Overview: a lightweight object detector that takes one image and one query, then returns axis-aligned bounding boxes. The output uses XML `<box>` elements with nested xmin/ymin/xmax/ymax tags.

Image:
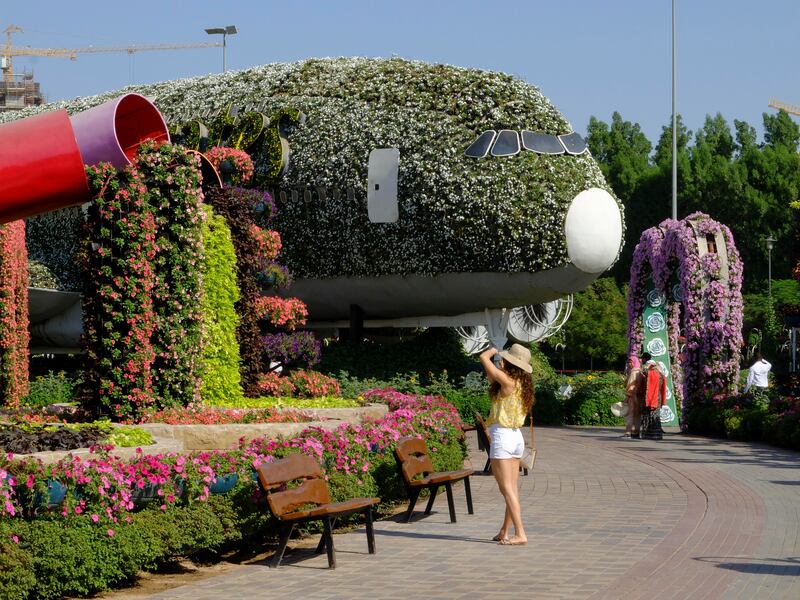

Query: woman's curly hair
<box><xmin>489</xmin><ymin>362</ymin><xmax>535</xmax><ymax>415</ymax></box>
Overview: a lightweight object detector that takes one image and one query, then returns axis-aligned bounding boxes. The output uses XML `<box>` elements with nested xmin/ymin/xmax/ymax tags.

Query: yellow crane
<box><xmin>768</xmin><ymin>98</ymin><xmax>800</xmax><ymax>117</ymax></box>
<box><xmin>2</xmin><ymin>24</ymin><xmax>222</xmax><ymax>82</ymax></box>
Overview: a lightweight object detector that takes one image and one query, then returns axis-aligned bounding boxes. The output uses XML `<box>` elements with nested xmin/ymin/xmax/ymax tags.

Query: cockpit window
<box><xmin>491</xmin><ymin>130</ymin><xmax>520</xmax><ymax>157</ymax></box>
<box><xmin>521</xmin><ymin>130</ymin><xmax>565</xmax><ymax>155</ymax></box>
<box><xmin>465</xmin><ymin>129</ymin><xmax>588</xmax><ymax>158</ymax></box>
<box><xmin>558</xmin><ymin>132</ymin><xmax>588</xmax><ymax>155</ymax></box>
<box><xmin>464</xmin><ymin>130</ymin><xmax>496</xmax><ymax>158</ymax></box>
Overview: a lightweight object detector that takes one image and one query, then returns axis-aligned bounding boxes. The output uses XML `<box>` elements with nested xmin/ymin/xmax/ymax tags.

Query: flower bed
<box><xmin>0</xmin><ymin>391</ymin><xmax>466</xmax><ymax>600</ymax></box>
<box><xmin>122</xmin><ymin>405</ymin><xmax>315</xmax><ymax>425</ymax></box>
<box><xmin>686</xmin><ymin>389</ymin><xmax>800</xmax><ymax>451</ymax></box>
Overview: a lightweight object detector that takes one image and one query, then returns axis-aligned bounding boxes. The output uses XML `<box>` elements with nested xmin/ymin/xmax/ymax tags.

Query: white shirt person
<box><xmin>743</xmin><ymin>354</ymin><xmax>771</xmax><ymax>393</ymax></box>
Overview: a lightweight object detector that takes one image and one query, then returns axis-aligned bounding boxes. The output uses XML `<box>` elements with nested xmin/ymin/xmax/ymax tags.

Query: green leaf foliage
<box><xmin>562</xmin><ymin>278</ymin><xmax>628</xmax><ymax>368</ymax></box>
<box><xmin>319</xmin><ymin>328</ymin><xmax>475</xmax><ymax>383</ymax></box>
<box><xmin>199</xmin><ymin>205</ymin><xmax>244</xmax><ymax>405</ymax></box>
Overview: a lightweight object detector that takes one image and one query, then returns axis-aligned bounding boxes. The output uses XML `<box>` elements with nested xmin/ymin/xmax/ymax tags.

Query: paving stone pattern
<box><xmin>142</xmin><ymin>427</ymin><xmax>800</xmax><ymax>600</ymax></box>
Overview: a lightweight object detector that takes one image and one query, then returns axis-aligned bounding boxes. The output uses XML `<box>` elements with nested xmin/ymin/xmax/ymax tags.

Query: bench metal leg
<box><xmin>315</xmin><ymin>517</ymin><xmax>338</xmax><ymax>554</ymax></box>
<box><xmin>365</xmin><ymin>506</ymin><xmax>376</xmax><ymax>554</ymax></box>
<box><xmin>404</xmin><ymin>487</ymin><xmax>421</xmax><ymax>522</ymax></box>
<box><xmin>464</xmin><ymin>477</ymin><xmax>474</xmax><ymax>515</ymax></box>
<box><xmin>424</xmin><ymin>485</ymin><xmax>439</xmax><ymax>514</ymax></box>
<box><xmin>322</xmin><ymin>516</ymin><xmax>336</xmax><ymax>568</ymax></box>
<box><xmin>483</xmin><ymin>457</ymin><xmax>492</xmax><ymax>473</ymax></box>
<box><xmin>271</xmin><ymin>523</ymin><xmax>294</xmax><ymax>568</ymax></box>
<box><xmin>444</xmin><ymin>482</ymin><xmax>456</xmax><ymax>523</ymax></box>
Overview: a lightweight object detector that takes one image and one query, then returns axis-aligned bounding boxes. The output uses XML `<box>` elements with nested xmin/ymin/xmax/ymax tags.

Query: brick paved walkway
<box><xmin>139</xmin><ymin>427</ymin><xmax>799</xmax><ymax>600</ymax></box>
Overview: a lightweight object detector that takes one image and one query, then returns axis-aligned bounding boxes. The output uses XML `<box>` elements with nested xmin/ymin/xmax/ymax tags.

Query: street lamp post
<box><xmin>204</xmin><ymin>25</ymin><xmax>237</xmax><ymax>72</ymax></box>
<box><xmin>765</xmin><ymin>237</ymin><xmax>776</xmax><ymax>297</ymax></box>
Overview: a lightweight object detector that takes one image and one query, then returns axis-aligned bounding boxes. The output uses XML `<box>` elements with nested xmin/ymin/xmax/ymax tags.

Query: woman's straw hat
<box><xmin>499</xmin><ymin>343</ymin><xmax>533</xmax><ymax>374</ymax></box>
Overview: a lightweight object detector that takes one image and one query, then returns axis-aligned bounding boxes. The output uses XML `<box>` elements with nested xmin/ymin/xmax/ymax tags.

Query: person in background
<box><xmin>623</xmin><ymin>355</ymin><xmax>643</xmax><ymax>439</ymax></box>
<box><xmin>743</xmin><ymin>352</ymin><xmax>772</xmax><ymax>394</ymax></box>
<box><xmin>640</xmin><ymin>353</ymin><xmax>667</xmax><ymax>440</ymax></box>
<box><xmin>479</xmin><ymin>344</ymin><xmax>534</xmax><ymax>546</ymax></box>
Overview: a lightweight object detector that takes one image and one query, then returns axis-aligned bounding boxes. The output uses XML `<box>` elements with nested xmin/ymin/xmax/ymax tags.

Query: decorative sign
<box><xmin>646</xmin><ymin>312</ymin><xmax>666</xmax><ymax>332</ymax></box>
<box><xmin>642</xmin><ymin>286</ymin><xmax>679</xmax><ymax>426</ymax></box>
<box><xmin>647</xmin><ymin>289</ymin><xmax>665</xmax><ymax>307</ymax></box>
<box><xmin>646</xmin><ymin>338</ymin><xmax>667</xmax><ymax>356</ymax></box>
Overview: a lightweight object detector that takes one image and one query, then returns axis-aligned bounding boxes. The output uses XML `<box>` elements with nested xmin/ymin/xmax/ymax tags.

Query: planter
<box><xmin>25</xmin><ymin>479</ymin><xmax>68</xmax><ymax>511</ymax></box>
<box><xmin>0</xmin><ymin>109</ymin><xmax>89</xmax><ymax>223</ymax></box>
<box><xmin>70</xmin><ymin>93</ymin><xmax>169</xmax><ymax>169</ymax></box>
<box><xmin>131</xmin><ymin>477</ymin><xmax>186</xmax><ymax>509</ymax></box>
<box><xmin>209</xmin><ymin>472</ymin><xmax>239</xmax><ymax>495</ymax></box>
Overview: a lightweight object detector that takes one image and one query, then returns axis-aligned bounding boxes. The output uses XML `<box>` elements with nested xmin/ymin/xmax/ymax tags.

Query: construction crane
<box><xmin>2</xmin><ymin>24</ymin><xmax>222</xmax><ymax>82</ymax></box>
<box><xmin>768</xmin><ymin>98</ymin><xmax>800</xmax><ymax>117</ymax></box>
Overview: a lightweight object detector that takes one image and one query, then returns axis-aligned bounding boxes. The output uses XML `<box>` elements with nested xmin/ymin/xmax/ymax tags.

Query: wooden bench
<box><xmin>394</xmin><ymin>437</ymin><xmax>474</xmax><ymax>523</ymax></box>
<box><xmin>475</xmin><ymin>412</ymin><xmax>529</xmax><ymax>476</ymax></box>
<box><xmin>256</xmin><ymin>453</ymin><xmax>380</xmax><ymax>569</ymax></box>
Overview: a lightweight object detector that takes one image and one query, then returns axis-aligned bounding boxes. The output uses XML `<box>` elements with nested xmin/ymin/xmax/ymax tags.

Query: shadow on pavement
<box><xmin>374</xmin><ymin>528</ymin><xmax>495</xmax><ymax>544</ymax></box>
<box><xmin>695</xmin><ymin>556</ymin><xmax>800</xmax><ymax>576</ymax></box>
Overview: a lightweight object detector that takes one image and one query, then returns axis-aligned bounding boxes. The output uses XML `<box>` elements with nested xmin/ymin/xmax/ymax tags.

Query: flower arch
<box><xmin>627</xmin><ymin>212</ymin><xmax>743</xmax><ymax>429</ymax></box>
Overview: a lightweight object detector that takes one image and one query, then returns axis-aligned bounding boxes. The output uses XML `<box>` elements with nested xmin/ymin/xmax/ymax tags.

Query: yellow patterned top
<box><xmin>486</xmin><ymin>381</ymin><xmax>526</xmax><ymax>428</ymax></box>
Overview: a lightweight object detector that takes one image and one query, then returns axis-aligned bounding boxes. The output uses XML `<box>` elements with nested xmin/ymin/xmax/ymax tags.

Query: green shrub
<box><xmin>442</xmin><ymin>389</ymin><xmax>491</xmax><ymax>425</ymax></box>
<box><xmin>529</xmin><ymin>344</ymin><xmax>557</xmax><ymax>382</ymax></box>
<box><xmin>24</xmin><ymin>371</ymin><xmax>78</xmax><ymax>409</ymax></box>
<box><xmin>104</xmin><ymin>427</ymin><xmax>155</xmax><ymax>448</ymax></box>
<box><xmin>563</xmin><ymin>373</ymin><xmax>625</xmax><ymax>426</ymax></box>
<box><xmin>200</xmin><ymin>205</ymin><xmax>245</xmax><ymax>405</ymax></box>
<box><xmin>0</xmin><ymin>525</ymin><xmax>35</xmax><ymax>600</ymax></box>
<box><xmin>319</xmin><ymin>328</ymin><xmax>475</xmax><ymax>382</ymax></box>
<box><xmin>533</xmin><ymin>377</ymin><xmax>566</xmax><ymax>425</ymax></box>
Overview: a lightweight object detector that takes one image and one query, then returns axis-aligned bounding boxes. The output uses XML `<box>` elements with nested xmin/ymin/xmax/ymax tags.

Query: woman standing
<box><xmin>624</xmin><ymin>355</ymin><xmax>643</xmax><ymax>438</ymax></box>
<box><xmin>479</xmin><ymin>343</ymin><xmax>535</xmax><ymax>546</ymax></box>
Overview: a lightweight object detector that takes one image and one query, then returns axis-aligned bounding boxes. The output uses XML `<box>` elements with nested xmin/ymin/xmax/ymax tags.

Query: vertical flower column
<box><xmin>0</xmin><ymin>220</ymin><xmax>29</xmax><ymax>407</ymax></box>
<box><xmin>199</xmin><ymin>204</ymin><xmax>244</xmax><ymax>404</ymax></box>
<box><xmin>135</xmin><ymin>143</ymin><xmax>205</xmax><ymax>407</ymax></box>
<box><xmin>83</xmin><ymin>164</ymin><xmax>157</xmax><ymax>419</ymax></box>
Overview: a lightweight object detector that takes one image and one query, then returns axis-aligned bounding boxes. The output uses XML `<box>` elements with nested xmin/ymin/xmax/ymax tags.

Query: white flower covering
<box><xmin>3</xmin><ymin>57</ymin><xmax>622</xmax><ymax>280</ymax></box>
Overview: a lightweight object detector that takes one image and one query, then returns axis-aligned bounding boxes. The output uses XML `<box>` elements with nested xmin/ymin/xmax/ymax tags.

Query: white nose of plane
<box><xmin>564</xmin><ymin>187</ymin><xmax>623</xmax><ymax>274</ymax></box>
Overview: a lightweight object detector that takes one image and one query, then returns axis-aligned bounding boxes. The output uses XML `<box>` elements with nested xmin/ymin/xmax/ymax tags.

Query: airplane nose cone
<box><xmin>564</xmin><ymin>187</ymin><xmax>623</xmax><ymax>274</ymax></box>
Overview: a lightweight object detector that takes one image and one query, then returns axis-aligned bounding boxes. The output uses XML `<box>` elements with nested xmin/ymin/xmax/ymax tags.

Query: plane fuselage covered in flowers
<box><xmin>0</xmin><ymin>58</ymin><xmax>624</xmax><ymax>344</ymax></box>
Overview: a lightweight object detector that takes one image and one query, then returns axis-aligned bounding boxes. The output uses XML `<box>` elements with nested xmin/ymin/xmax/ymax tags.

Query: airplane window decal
<box><xmin>491</xmin><ymin>130</ymin><xmax>521</xmax><ymax>157</ymax></box>
<box><xmin>465</xmin><ymin>130</ymin><xmax>587</xmax><ymax>158</ymax></box>
<box><xmin>464</xmin><ymin>130</ymin><xmax>496</xmax><ymax>158</ymax></box>
<box><xmin>558</xmin><ymin>132</ymin><xmax>588</xmax><ymax>155</ymax></box>
<box><xmin>521</xmin><ymin>130</ymin><xmax>565</xmax><ymax>155</ymax></box>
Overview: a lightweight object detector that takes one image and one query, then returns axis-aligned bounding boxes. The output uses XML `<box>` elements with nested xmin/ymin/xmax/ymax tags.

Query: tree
<box><xmin>587</xmin><ymin>112</ymin><xmax>653</xmax><ymax>201</ymax></box>
<box><xmin>763</xmin><ymin>109</ymin><xmax>800</xmax><ymax>150</ymax></box>
<box><xmin>562</xmin><ymin>278</ymin><xmax>628</xmax><ymax>369</ymax></box>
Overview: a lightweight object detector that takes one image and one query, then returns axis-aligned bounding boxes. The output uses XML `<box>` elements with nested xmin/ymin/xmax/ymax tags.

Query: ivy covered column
<box><xmin>0</xmin><ymin>220</ymin><xmax>29</xmax><ymax>407</ymax></box>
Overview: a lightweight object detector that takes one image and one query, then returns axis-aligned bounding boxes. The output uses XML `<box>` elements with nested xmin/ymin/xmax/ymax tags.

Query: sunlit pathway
<box><xmin>134</xmin><ymin>427</ymin><xmax>800</xmax><ymax>600</ymax></box>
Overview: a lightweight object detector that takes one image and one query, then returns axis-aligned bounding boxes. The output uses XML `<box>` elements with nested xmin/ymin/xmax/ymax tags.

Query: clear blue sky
<box><xmin>5</xmin><ymin>0</ymin><xmax>799</xmax><ymax>146</ymax></box>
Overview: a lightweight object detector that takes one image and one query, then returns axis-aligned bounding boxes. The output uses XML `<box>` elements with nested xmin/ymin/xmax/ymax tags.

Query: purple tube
<box><xmin>69</xmin><ymin>93</ymin><xmax>170</xmax><ymax>168</ymax></box>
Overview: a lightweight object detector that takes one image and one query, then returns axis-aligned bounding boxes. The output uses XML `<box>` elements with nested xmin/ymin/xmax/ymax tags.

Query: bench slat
<box><xmin>268</xmin><ymin>478</ymin><xmax>331</xmax><ymax>517</ymax></box>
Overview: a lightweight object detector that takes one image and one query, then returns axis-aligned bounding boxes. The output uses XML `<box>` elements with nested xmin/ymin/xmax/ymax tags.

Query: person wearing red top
<box><xmin>640</xmin><ymin>354</ymin><xmax>667</xmax><ymax>440</ymax></box>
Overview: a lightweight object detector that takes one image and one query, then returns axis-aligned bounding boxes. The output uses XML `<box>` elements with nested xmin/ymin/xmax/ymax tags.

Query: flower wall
<box><xmin>82</xmin><ymin>163</ymin><xmax>157</xmax><ymax>418</ymax></box>
<box><xmin>140</xmin><ymin>144</ymin><xmax>205</xmax><ymax>407</ymax></box>
<box><xmin>627</xmin><ymin>213</ymin><xmax>743</xmax><ymax>425</ymax></box>
<box><xmin>0</xmin><ymin>221</ymin><xmax>29</xmax><ymax>407</ymax></box>
<box><xmin>202</xmin><ymin>149</ymin><xmax>316</xmax><ymax>395</ymax></box>
<box><xmin>82</xmin><ymin>144</ymin><xmax>205</xmax><ymax>419</ymax></box>
<box><xmin>199</xmin><ymin>205</ymin><xmax>244</xmax><ymax>405</ymax></box>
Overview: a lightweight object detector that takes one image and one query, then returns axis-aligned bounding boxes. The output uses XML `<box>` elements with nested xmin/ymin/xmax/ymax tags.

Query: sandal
<box><xmin>498</xmin><ymin>537</ymin><xmax>527</xmax><ymax>546</ymax></box>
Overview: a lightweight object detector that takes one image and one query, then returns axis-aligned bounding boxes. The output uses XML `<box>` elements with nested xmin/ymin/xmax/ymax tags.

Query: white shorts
<box><xmin>489</xmin><ymin>424</ymin><xmax>524</xmax><ymax>460</ymax></box>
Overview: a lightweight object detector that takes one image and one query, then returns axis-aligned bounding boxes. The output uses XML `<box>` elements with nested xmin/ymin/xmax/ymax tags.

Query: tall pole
<box><xmin>768</xmin><ymin>246</ymin><xmax>772</xmax><ymax>297</ymax></box>
<box><xmin>671</xmin><ymin>0</ymin><xmax>677</xmax><ymax>221</ymax></box>
<box><xmin>222</xmin><ymin>32</ymin><xmax>227</xmax><ymax>73</ymax></box>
